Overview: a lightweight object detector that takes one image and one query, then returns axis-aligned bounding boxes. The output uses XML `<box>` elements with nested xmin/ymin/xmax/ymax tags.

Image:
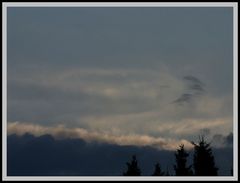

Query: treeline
<box><xmin>123</xmin><ymin>137</ymin><xmax>222</xmax><ymax>176</ymax></box>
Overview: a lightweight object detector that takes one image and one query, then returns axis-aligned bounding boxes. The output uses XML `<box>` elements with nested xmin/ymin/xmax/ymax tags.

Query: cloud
<box><xmin>211</xmin><ymin>132</ymin><xmax>233</xmax><ymax>148</ymax></box>
<box><xmin>8</xmin><ymin>119</ymin><xmax>233</xmax><ymax>150</ymax></box>
<box><xmin>7</xmin><ymin>67</ymin><xmax>233</xmax><ymax>142</ymax></box>
<box><xmin>80</xmin><ymin>108</ymin><xmax>232</xmax><ymax>139</ymax></box>
<box><xmin>183</xmin><ymin>75</ymin><xmax>203</xmax><ymax>85</ymax></box>
<box><xmin>225</xmin><ymin>132</ymin><xmax>233</xmax><ymax>145</ymax></box>
<box><xmin>173</xmin><ymin>75</ymin><xmax>205</xmax><ymax>105</ymax></box>
<box><xmin>198</xmin><ymin>128</ymin><xmax>211</xmax><ymax>136</ymax></box>
<box><xmin>7</xmin><ymin>121</ymin><xmax>194</xmax><ymax>151</ymax></box>
<box><xmin>184</xmin><ymin>75</ymin><xmax>205</xmax><ymax>93</ymax></box>
<box><xmin>7</xmin><ymin>67</ymin><xmax>183</xmax><ymax>123</ymax></box>
<box><xmin>173</xmin><ymin>93</ymin><xmax>193</xmax><ymax>104</ymax></box>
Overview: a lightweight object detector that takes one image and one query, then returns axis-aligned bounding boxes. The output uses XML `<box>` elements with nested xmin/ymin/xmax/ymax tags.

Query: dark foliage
<box><xmin>123</xmin><ymin>155</ymin><xmax>141</xmax><ymax>176</ymax></box>
<box><xmin>152</xmin><ymin>163</ymin><xmax>165</xmax><ymax>176</ymax></box>
<box><xmin>174</xmin><ymin>144</ymin><xmax>193</xmax><ymax>176</ymax></box>
<box><xmin>192</xmin><ymin>136</ymin><xmax>218</xmax><ymax>176</ymax></box>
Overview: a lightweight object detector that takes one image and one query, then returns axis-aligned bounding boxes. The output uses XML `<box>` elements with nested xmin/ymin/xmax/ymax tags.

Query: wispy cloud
<box><xmin>184</xmin><ymin>75</ymin><xmax>205</xmax><ymax>93</ymax></box>
<box><xmin>7</xmin><ymin>68</ymin><xmax>233</xmax><ymax>142</ymax></box>
<box><xmin>7</xmin><ymin>122</ymin><xmax>194</xmax><ymax>151</ymax></box>
<box><xmin>173</xmin><ymin>93</ymin><xmax>193</xmax><ymax>104</ymax></box>
<box><xmin>173</xmin><ymin>75</ymin><xmax>205</xmax><ymax>105</ymax></box>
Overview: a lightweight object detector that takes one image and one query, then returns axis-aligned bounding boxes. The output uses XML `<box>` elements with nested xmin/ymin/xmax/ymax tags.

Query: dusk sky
<box><xmin>7</xmin><ymin>7</ymin><xmax>233</xmax><ymax>151</ymax></box>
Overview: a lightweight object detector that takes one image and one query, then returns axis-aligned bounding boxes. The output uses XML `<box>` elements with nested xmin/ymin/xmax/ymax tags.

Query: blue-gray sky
<box><xmin>7</xmin><ymin>7</ymin><xmax>233</xmax><ymax>149</ymax></box>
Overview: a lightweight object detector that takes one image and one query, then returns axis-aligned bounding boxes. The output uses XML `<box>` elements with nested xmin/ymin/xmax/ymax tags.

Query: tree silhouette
<box><xmin>192</xmin><ymin>136</ymin><xmax>218</xmax><ymax>176</ymax></box>
<box><xmin>152</xmin><ymin>162</ymin><xmax>165</xmax><ymax>176</ymax></box>
<box><xmin>174</xmin><ymin>144</ymin><xmax>193</xmax><ymax>176</ymax></box>
<box><xmin>123</xmin><ymin>155</ymin><xmax>141</xmax><ymax>176</ymax></box>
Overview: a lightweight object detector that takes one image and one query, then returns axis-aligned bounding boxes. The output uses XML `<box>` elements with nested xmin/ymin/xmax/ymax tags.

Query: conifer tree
<box><xmin>123</xmin><ymin>155</ymin><xmax>141</xmax><ymax>176</ymax></box>
<box><xmin>152</xmin><ymin>163</ymin><xmax>165</xmax><ymax>176</ymax></box>
<box><xmin>192</xmin><ymin>136</ymin><xmax>218</xmax><ymax>176</ymax></box>
<box><xmin>174</xmin><ymin>144</ymin><xmax>193</xmax><ymax>176</ymax></box>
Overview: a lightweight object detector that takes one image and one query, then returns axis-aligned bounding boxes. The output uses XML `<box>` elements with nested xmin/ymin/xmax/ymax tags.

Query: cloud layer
<box><xmin>8</xmin><ymin>121</ymin><xmax>234</xmax><ymax>151</ymax></box>
<box><xmin>8</xmin><ymin>122</ymin><xmax>194</xmax><ymax>151</ymax></box>
<box><xmin>8</xmin><ymin>67</ymin><xmax>233</xmax><ymax>143</ymax></box>
<box><xmin>7</xmin><ymin>7</ymin><xmax>233</xmax><ymax>149</ymax></box>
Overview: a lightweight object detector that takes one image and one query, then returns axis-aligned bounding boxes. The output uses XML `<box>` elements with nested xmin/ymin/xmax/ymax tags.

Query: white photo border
<box><xmin>2</xmin><ymin>2</ymin><xmax>238</xmax><ymax>181</ymax></box>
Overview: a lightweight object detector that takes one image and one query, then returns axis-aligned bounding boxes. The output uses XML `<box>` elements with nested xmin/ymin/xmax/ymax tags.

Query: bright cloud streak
<box><xmin>7</xmin><ymin>122</ymin><xmax>194</xmax><ymax>151</ymax></box>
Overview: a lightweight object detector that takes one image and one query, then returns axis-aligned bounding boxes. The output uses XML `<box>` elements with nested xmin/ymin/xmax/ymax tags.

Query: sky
<box><xmin>7</xmin><ymin>7</ymin><xmax>233</xmax><ymax>151</ymax></box>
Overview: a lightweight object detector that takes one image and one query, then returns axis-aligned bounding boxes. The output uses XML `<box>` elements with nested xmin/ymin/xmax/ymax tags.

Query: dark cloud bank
<box><xmin>7</xmin><ymin>133</ymin><xmax>233</xmax><ymax>176</ymax></box>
